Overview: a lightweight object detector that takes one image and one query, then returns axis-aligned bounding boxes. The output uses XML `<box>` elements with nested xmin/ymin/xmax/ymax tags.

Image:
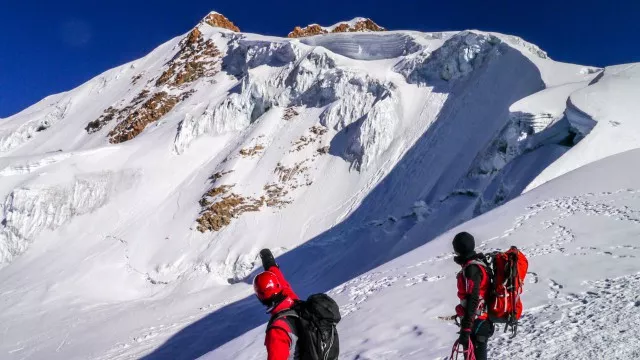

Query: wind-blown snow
<box><xmin>1</xmin><ymin>13</ymin><xmax>639</xmax><ymax>360</ymax></box>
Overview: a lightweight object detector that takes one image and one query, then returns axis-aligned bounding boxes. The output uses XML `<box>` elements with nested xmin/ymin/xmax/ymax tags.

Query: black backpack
<box><xmin>267</xmin><ymin>293</ymin><xmax>341</xmax><ymax>360</ymax></box>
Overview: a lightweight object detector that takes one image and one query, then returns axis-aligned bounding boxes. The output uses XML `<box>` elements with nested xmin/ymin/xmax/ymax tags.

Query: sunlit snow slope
<box><xmin>1</xmin><ymin>10</ymin><xmax>638</xmax><ymax>360</ymax></box>
<box><xmin>210</xmin><ymin>148</ymin><xmax>640</xmax><ymax>360</ymax></box>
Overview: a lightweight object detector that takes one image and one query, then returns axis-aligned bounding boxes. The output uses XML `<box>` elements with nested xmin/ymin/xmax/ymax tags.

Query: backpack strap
<box><xmin>464</xmin><ymin>259</ymin><xmax>487</xmax><ymax>269</ymax></box>
<box><xmin>266</xmin><ymin>309</ymin><xmax>299</xmax><ymax>334</ymax></box>
<box><xmin>462</xmin><ymin>259</ymin><xmax>490</xmax><ymax>285</ymax></box>
<box><xmin>460</xmin><ymin>259</ymin><xmax>490</xmax><ymax>317</ymax></box>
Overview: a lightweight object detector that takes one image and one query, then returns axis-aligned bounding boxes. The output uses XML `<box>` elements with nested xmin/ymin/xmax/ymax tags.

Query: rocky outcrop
<box><xmin>287</xmin><ymin>18</ymin><xmax>385</xmax><ymax>38</ymax></box>
<box><xmin>196</xmin><ymin>180</ymin><xmax>292</xmax><ymax>232</ymax></box>
<box><xmin>87</xmin><ymin>27</ymin><xmax>221</xmax><ymax>142</ymax></box>
<box><xmin>288</xmin><ymin>24</ymin><xmax>328</xmax><ymax>38</ymax></box>
<box><xmin>107</xmin><ymin>92</ymin><xmax>180</xmax><ymax>143</ymax></box>
<box><xmin>196</xmin><ymin>184</ymin><xmax>263</xmax><ymax>232</ymax></box>
<box><xmin>196</xmin><ymin>153</ymin><xmax>318</xmax><ymax>232</ymax></box>
<box><xmin>291</xmin><ymin>125</ymin><xmax>327</xmax><ymax>153</ymax></box>
<box><xmin>239</xmin><ymin>144</ymin><xmax>265</xmax><ymax>157</ymax></box>
<box><xmin>155</xmin><ymin>28</ymin><xmax>222</xmax><ymax>87</ymax></box>
<box><xmin>333</xmin><ymin>18</ymin><xmax>385</xmax><ymax>33</ymax></box>
<box><xmin>201</xmin><ymin>12</ymin><xmax>240</xmax><ymax>32</ymax></box>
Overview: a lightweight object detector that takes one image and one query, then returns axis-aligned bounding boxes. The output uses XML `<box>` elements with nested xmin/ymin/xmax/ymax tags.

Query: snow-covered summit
<box><xmin>199</xmin><ymin>11</ymin><xmax>240</xmax><ymax>32</ymax></box>
<box><xmin>326</xmin><ymin>17</ymin><xmax>385</xmax><ymax>32</ymax></box>
<box><xmin>287</xmin><ymin>17</ymin><xmax>385</xmax><ymax>38</ymax></box>
<box><xmin>0</xmin><ymin>10</ymin><xmax>638</xmax><ymax>360</ymax></box>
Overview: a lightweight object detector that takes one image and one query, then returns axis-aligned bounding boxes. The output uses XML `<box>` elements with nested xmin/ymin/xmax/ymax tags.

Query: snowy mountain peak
<box><xmin>2</xmin><ymin>11</ymin><xmax>640</xmax><ymax>360</ymax></box>
<box><xmin>287</xmin><ymin>17</ymin><xmax>384</xmax><ymax>38</ymax></box>
<box><xmin>200</xmin><ymin>11</ymin><xmax>240</xmax><ymax>32</ymax></box>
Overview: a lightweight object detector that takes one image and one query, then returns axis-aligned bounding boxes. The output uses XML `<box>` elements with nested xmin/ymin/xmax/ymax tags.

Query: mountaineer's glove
<box><xmin>259</xmin><ymin>249</ymin><xmax>277</xmax><ymax>271</ymax></box>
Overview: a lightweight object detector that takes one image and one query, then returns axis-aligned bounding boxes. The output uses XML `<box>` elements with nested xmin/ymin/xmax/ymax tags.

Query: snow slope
<box><xmin>1</xmin><ymin>10</ymin><xmax>639</xmax><ymax>360</ymax></box>
<box><xmin>208</xmin><ymin>148</ymin><xmax>640</xmax><ymax>360</ymax></box>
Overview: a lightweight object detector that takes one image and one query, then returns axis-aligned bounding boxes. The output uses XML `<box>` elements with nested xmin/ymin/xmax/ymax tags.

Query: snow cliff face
<box><xmin>396</xmin><ymin>31</ymin><xmax>501</xmax><ymax>83</ymax></box>
<box><xmin>0</xmin><ymin>171</ymin><xmax>133</xmax><ymax>266</ymax></box>
<box><xmin>3</xmin><ymin>10</ymin><xmax>639</xmax><ymax>360</ymax></box>
<box><xmin>0</xmin><ymin>98</ymin><xmax>72</xmax><ymax>153</ymax></box>
<box><xmin>173</xmin><ymin>35</ymin><xmax>400</xmax><ymax>170</ymax></box>
<box><xmin>527</xmin><ymin>64</ymin><xmax>640</xmax><ymax>190</ymax></box>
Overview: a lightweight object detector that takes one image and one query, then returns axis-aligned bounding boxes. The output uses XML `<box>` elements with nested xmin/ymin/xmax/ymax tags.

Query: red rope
<box><xmin>450</xmin><ymin>339</ymin><xmax>476</xmax><ymax>360</ymax></box>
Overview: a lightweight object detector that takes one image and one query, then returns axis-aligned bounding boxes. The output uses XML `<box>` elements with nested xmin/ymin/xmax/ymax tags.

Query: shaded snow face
<box><xmin>395</xmin><ymin>31</ymin><xmax>503</xmax><ymax>86</ymax></box>
<box><xmin>344</xmin><ymin>92</ymin><xmax>401</xmax><ymax>170</ymax></box>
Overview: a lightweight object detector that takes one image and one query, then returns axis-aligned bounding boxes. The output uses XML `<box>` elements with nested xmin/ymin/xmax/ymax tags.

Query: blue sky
<box><xmin>1</xmin><ymin>0</ymin><xmax>639</xmax><ymax>118</ymax></box>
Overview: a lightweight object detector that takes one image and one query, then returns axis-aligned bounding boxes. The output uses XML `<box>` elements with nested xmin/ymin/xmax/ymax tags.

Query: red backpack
<box><xmin>483</xmin><ymin>246</ymin><xmax>528</xmax><ymax>337</ymax></box>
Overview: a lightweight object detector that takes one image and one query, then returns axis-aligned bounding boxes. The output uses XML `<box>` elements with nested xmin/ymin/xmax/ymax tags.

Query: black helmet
<box><xmin>452</xmin><ymin>231</ymin><xmax>475</xmax><ymax>256</ymax></box>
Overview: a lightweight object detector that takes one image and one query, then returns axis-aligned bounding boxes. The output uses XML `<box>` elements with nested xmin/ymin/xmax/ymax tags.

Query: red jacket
<box><xmin>456</xmin><ymin>256</ymin><xmax>490</xmax><ymax>331</ymax></box>
<box><xmin>265</xmin><ymin>266</ymin><xmax>299</xmax><ymax>360</ymax></box>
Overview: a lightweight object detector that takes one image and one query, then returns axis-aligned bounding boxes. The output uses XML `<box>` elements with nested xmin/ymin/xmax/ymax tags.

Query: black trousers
<box><xmin>471</xmin><ymin>319</ymin><xmax>494</xmax><ymax>360</ymax></box>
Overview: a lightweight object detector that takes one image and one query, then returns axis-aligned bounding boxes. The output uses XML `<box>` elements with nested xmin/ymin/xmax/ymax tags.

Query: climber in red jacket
<box><xmin>253</xmin><ymin>249</ymin><xmax>300</xmax><ymax>360</ymax></box>
<box><xmin>453</xmin><ymin>232</ymin><xmax>495</xmax><ymax>360</ymax></box>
